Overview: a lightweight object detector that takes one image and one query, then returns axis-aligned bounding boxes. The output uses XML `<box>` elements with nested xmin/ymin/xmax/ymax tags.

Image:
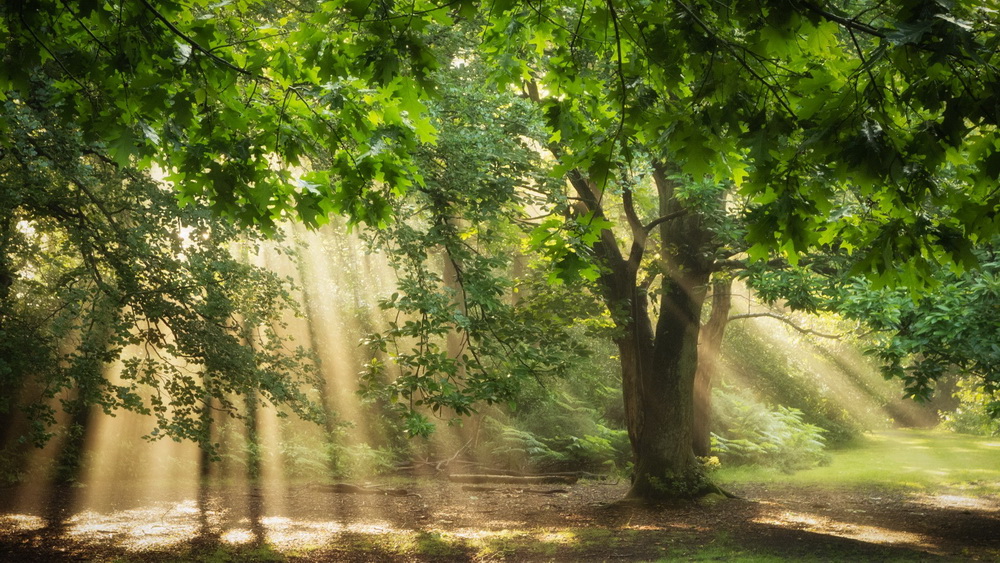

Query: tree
<box><xmin>6</xmin><ymin>1</ymin><xmax>1000</xmax><ymax>500</ymax></box>
<box><xmin>358</xmin><ymin>47</ymin><xmax>603</xmax><ymax>438</ymax></box>
<box><xmin>778</xmin><ymin>242</ymin><xmax>1000</xmax><ymax>412</ymax></box>
<box><xmin>0</xmin><ymin>88</ymin><xmax>323</xmax><ymax>473</ymax></box>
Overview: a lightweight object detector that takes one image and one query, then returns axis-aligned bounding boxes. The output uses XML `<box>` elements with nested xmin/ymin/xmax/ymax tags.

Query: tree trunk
<box><xmin>567</xmin><ymin>160</ymin><xmax>721</xmax><ymax>500</ymax></box>
<box><xmin>622</xmin><ymin>274</ymin><xmax>712</xmax><ymax>500</ymax></box>
<box><xmin>693</xmin><ymin>277</ymin><xmax>733</xmax><ymax>457</ymax></box>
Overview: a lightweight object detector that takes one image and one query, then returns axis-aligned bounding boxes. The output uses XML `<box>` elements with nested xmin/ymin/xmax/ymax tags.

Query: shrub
<box><xmin>711</xmin><ymin>387</ymin><xmax>830</xmax><ymax>472</ymax></box>
<box><xmin>941</xmin><ymin>378</ymin><xmax>1000</xmax><ymax>437</ymax></box>
<box><xmin>486</xmin><ymin>416</ymin><xmax>629</xmax><ymax>473</ymax></box>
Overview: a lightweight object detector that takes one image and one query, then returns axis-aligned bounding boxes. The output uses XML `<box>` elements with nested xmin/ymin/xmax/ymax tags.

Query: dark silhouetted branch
<box><xmin>728</xmin><ymin>312</ymin><xmax>842</xmax><ymax>339</ymax></box>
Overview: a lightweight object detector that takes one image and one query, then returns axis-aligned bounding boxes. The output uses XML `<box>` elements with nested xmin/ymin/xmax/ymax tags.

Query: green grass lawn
<box><xmin>714</xmin><ymin>429</ymin><xmax>1000</xmax><ymax>495</ymax></box>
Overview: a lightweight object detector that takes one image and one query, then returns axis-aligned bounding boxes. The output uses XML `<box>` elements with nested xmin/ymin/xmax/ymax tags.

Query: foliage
<box><xmin>744</xmin><ymin>235</ymin><xmax>1000</xmax><ymax>421</ymax></box>
<box><xmin>279</xmin><ymin>435</ymin><xmax>398</xmax><ymax>479</ymax></box>
<box><xmin>722</xmin><ymin>322</ymin><xmax>866</xmax><ymax>444</ymax></box>
<box><xmin>7</xmin><ymin>1</ymin><xmax>999</xmax><ymax>280</ymax></box>
<box><xmin>711</xmin><ymin>387</ymin><xmax>830</xmax><ymax>472</ymax></box>
<box><xmin>941</xmin><ymin>378</ymin><xmax>1000</xmax><ymax>437</ymax></box>
<box><xmin>485</xmin><ymin>391</ymin><xmax>630</xmax><ymax>473</ymax></box>
<box><xmin>357</xmin><ymin>47</ymin><xmax>607</xmax><ymax>435</ymax></box>
<box><xmin>0</xmin><ymin>0</ymin><xmax>447</xmax><ymax>232</ymax></box>
<box><xmin>838</xmin><ymin>252</ymin><xmax>1000</xmax><ymax>409</ymax></box>
<box><xmin>0</xmin><ymin>93</ymin><xmax>323</xmax><ymax>452</ymax></box>
<box><xmin>474</xmin><ymin>0</ymin><xmax>1000</xmax><ymax>282</ymax></box>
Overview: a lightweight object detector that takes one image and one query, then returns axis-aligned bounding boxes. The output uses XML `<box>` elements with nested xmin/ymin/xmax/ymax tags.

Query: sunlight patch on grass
<box><xmin>716</xmin><ymin>429</ymin><xmax>1000</xmax><ymax>495</ymax></box>
<box><xmin>536</xmin><ymin>529</ymin><xmax>577</xmax><ymax>543</ymax></box>
<box><xmin>221</xmin><ymin>528</ymin><xmax>255</xmax><ymax>545</ymax></box>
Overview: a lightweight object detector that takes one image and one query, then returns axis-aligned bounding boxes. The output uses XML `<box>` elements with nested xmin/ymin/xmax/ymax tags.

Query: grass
<box><xmin>714</xmin><ymin>429</ymin><xmax>1000</xmax><ymax>495</ymax></box>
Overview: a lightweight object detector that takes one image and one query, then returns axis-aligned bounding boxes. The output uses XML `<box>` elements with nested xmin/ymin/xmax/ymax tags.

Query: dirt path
<box><xmin>0</xmin><ymin>478</ymin><xmax>997</xmax><ymax>561</ymax></box>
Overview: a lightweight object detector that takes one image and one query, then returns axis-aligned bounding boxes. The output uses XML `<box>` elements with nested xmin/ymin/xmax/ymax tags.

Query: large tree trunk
<box><xmin>623</xmin><ymin>274</ymin><xmax>712</xmax><ymax>500</ymax></box>
<box><xmin>567</xmin><ymin>160</ymin><xmax>721</xmax><ymax>500</ymax></box>
<box><xmin>693</xmin><ymin>277</ymin><xmax>733</xmax><ymax>457</ymax></box>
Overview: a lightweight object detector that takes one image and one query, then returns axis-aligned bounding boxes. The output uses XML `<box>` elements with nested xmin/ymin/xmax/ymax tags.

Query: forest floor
<box><xmin>0</xmin><ymin>430</ymin><xmax>998</xmax><ymax>561</ymax></box>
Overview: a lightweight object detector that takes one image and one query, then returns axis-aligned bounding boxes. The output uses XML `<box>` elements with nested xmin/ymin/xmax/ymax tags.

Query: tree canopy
<box><xmin>0</xmin><ymin>85</ymin><xmax>323</xmax><ymax>455</ymax></box>
<box><xmin>4</xmin><ymin>1</ymin><xmax>998</xmax><ymax>273</ymax></box>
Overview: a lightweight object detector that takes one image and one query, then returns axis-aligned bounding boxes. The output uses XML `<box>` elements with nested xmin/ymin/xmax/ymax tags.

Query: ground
<box><xmin>1</xmin><ymin>430</ymin><xmax>998</xmax><ymax>561</ymax></box>
<box><xmin>0</xmin><ymin>478</ymin><xmax>997</xmax><ymax>561</ymax></box>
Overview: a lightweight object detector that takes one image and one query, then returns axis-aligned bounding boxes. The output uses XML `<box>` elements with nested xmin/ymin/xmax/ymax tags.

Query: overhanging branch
<box><xmin>137</xmin><ymin>0</ymin><xmax>258</xmax><ymax>78</ymax></box>
<box><xmin>795</xmin><ymin>0</ymin><xmax>886</xmax><ymax>38</ymax></box>
<box><xmin>728</xmin><ymin>312</ymin><xmax>843</xmax><ymax>339</ymax></box>
<box><xmin>643</xmin><ymin>209</ymin><xmax>687</xmax><ymax>233</ymax></box>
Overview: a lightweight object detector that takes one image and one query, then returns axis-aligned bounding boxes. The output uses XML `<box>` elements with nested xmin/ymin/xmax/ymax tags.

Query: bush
<box><xmin>941</xmin><ymin>378</ymin><xmax>1000</xmax><ymax>437</ymax></box>
<box><xmin>486</xmin><ymin>415</ymin><xmax>630</xmax><ymax>473</ymax></box>
<box><xmin>480</xmin><ymin>377</ymin><xmax>631</xmax><ymax>474</ymax></box>
<box><xmin>711</xmin><ymin>387</ymin><xmax>830</xmax><ymax>472</ymax></box>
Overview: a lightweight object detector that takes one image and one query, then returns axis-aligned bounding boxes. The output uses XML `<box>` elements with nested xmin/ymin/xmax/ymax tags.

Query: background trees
<box><xmin>0</xmin><ymin>89</ymin><xmax>323</xmax><ymax>480</ymax></box>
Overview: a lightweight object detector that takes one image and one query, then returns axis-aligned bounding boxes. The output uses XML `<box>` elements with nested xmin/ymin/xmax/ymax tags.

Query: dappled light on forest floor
<box><xmin>0</xmin><ymin>514</ymin><xmax>45</xmax><ymax>533</ymax></box>
<box><xmin>2</xmin><ymin>467</ymin><xmax>999</xmax><ymax>561</ymax></box>
<box><xmin>918</xmin><ymin>493</ymin><xmax>998</xmax><ymax>511</ymax></box>
<box><xmin>752</xmin><ymin>508</ymin><xmax>931</xmax><ymax>548</ymax></box>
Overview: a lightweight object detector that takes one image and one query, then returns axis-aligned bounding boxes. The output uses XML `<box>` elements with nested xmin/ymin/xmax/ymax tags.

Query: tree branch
<box><xmin>795</xmin><ymin>1</ymin><xmax>886</xmax><ymax>38</ymax></box>
<box><xmin>643</xmin><ymin>209</ymin><xmax>687</xmax><ymax>233</ymax></box>
<box><xmin>137</xmin><ymin>0</ymin><xmax>258</xmax><ymax>78</ymax></box>
<box><xmin>728</xmin><ymin>312</ymin><xmax>843</xmax><ymax>339</ymax></box>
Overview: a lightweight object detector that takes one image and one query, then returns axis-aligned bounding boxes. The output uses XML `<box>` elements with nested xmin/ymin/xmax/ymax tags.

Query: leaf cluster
<box><xmin>0</xmin><ymin>91</ymin><xmax>322</xmax><ymax>451</ymax></box>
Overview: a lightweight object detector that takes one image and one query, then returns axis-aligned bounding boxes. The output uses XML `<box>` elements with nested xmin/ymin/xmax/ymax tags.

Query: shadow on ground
<box><xmin>0</xmin><ymin>479</ymin><xmax>997</xmax><ymax>561</ymax></box>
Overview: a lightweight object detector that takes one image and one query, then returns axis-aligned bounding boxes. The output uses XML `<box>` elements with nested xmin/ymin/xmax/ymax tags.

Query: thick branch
<box><xmin>568</xmin><ymin>174</ymin><xmax>626</xmax><ymax>270</ymax></box>
<box><xmin>711</xmin><ymin>258</ymin><xmax>747</xmax><ymax>272</ymax></box>
<box><xmin>621</xmin><ymin>188</ymin><xmax>645</xmax><ymax>240</ymax></box>
<box><xmin>643</xmin><ymin>209</ymin><xmax>687</xmax><ymax>233</ymax></box>
<box><xmin>795</xmin><ymin>1</ymin><xmax>886</xmax><ymax>38</ymax></box>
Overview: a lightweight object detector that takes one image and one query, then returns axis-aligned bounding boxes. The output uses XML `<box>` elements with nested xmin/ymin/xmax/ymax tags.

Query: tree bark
<box><xmin>693</xmin><ymin>277</ymin><xmax>733</xmax><ymax>457</ymax></box>
<box><xmin>625</xmin><ymin>165</ymin><xmax>718</xmax><ymax>499</ymax></box>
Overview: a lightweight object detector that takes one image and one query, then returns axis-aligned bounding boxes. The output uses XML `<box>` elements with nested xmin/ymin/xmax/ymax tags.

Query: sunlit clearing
<box><xmin>717</xmin><ymin>429</ymin><xmax>1000</xmax><ymax>496</ymax></box>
